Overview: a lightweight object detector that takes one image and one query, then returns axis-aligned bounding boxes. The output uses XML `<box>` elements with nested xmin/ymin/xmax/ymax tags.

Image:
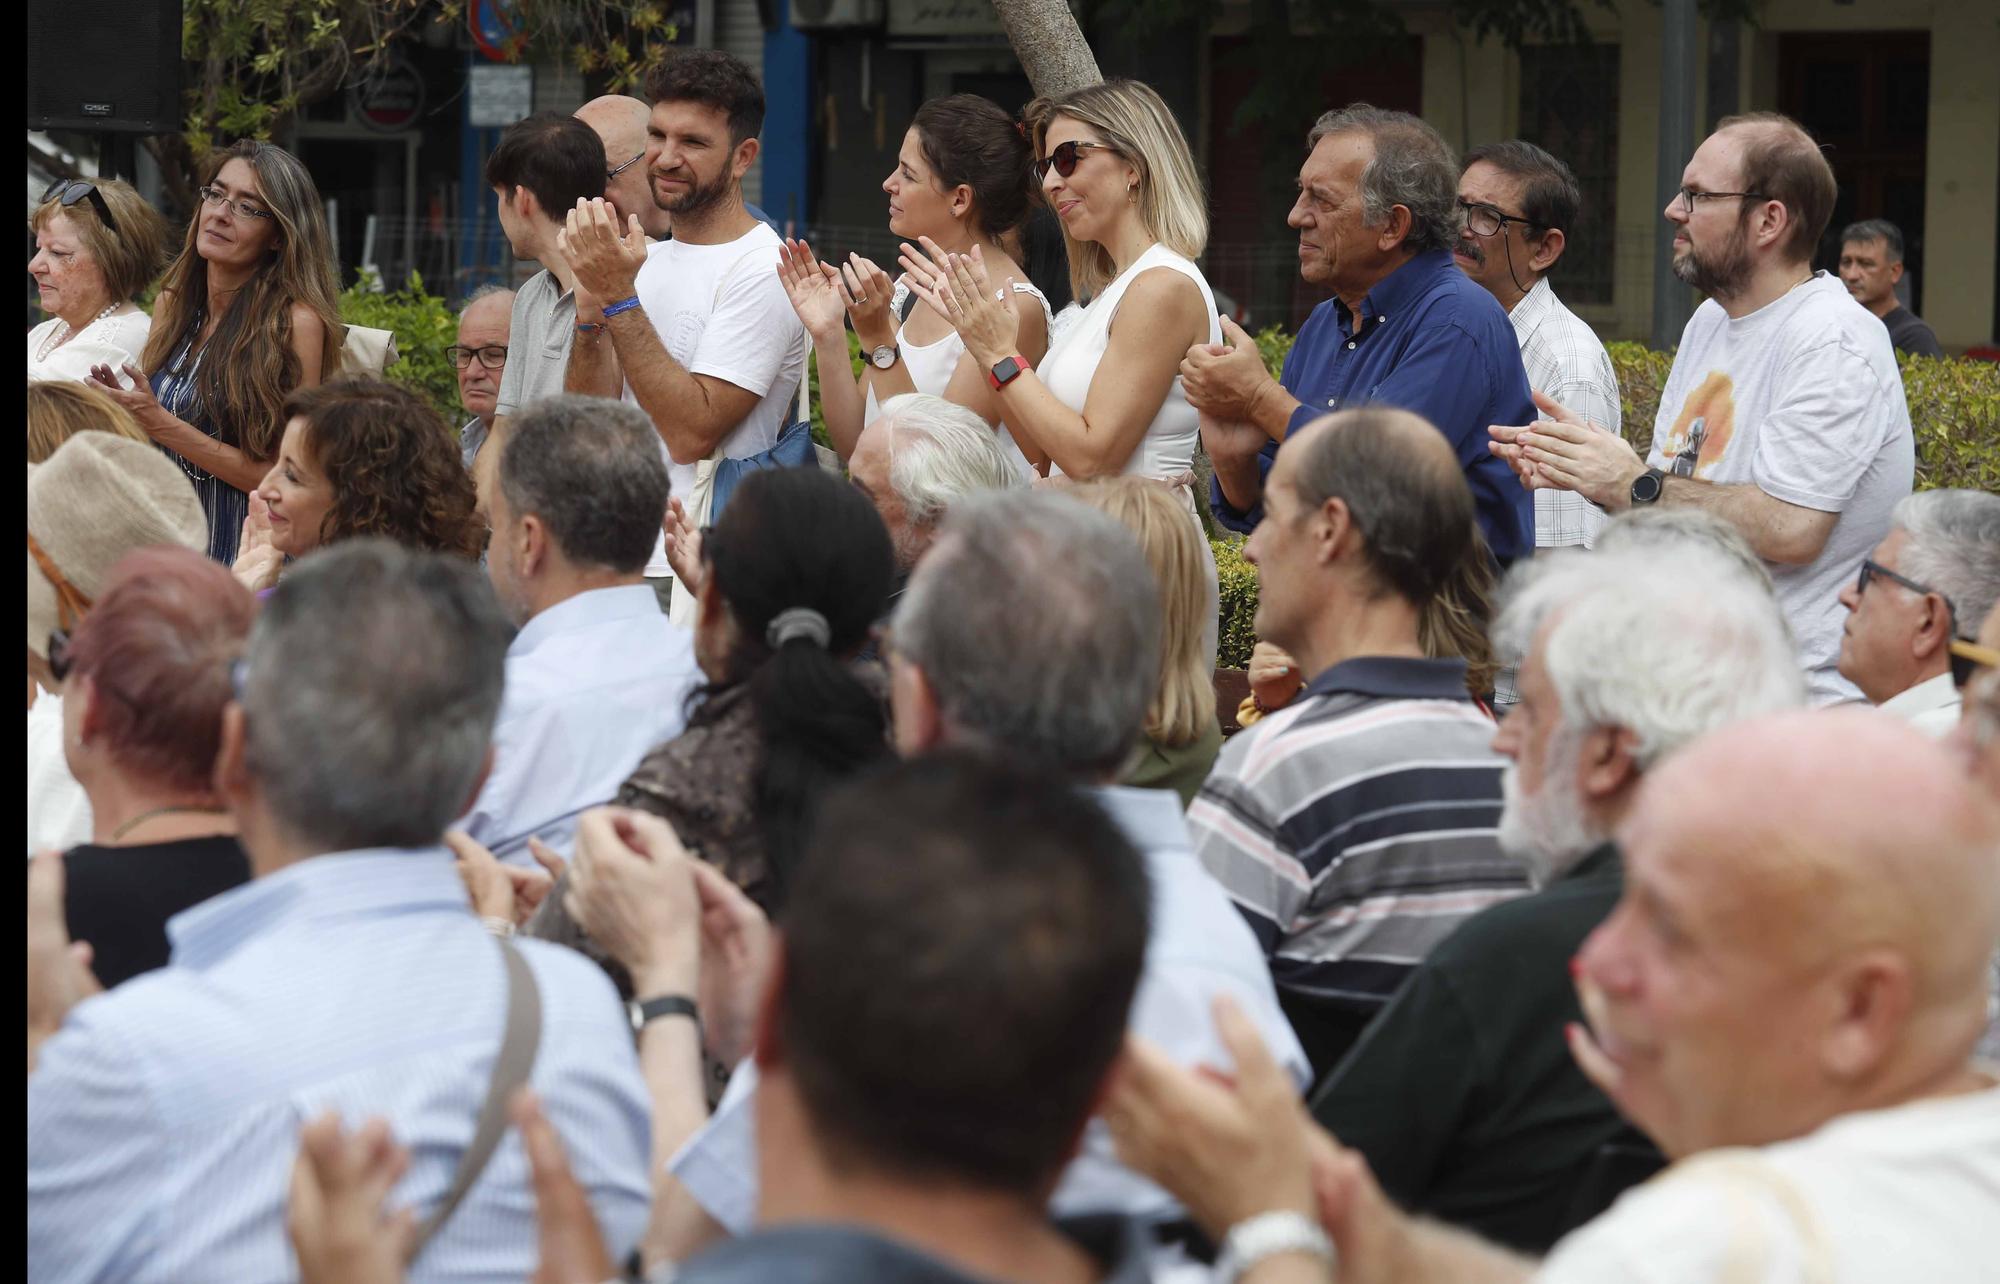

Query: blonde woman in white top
<box><xmin>27</xmin><ymin>178</ymin><xmax>170</xmax><ymax>384</ymax></box>
<box><xmin>776</xmin><ymin>94</ymin><xmax>1051</xmax><ymax>468</ymax></box>
<box><xmin>900</xmin><ymin>79</ymin><xmax>1219</xmax><ymax>487</ymax></box>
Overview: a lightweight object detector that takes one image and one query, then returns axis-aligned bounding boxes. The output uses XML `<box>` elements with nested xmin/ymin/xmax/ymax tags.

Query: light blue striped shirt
<box><xmin>460</xmin><ymin>583</ymin><xmax>702</xmax><ymax>863</ymax></box>
<box><xmin>28</xmin><ymin>848</ymin><xmax>654</xmax><ymax>1284</ymax></box>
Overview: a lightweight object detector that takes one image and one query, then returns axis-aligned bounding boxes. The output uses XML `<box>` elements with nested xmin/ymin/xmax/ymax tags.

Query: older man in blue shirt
<box><xmin>27</xmin><ymin>541</ymin><xmax>652</xmax><ymax>1284</ymax></box>
<box><xmin>459</xmin><ymin>395</ymin><xmax>702</xmax><ymax>864</ymax></box>
<box><xmin>1190</xmin><ymin>105</ymin><xmax>1536</xmax><ymax>565</ymax></box>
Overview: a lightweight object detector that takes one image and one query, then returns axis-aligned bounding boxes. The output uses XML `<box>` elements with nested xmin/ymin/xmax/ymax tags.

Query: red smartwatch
<box><xmin>988</xmin><ymin>354</ymin><xmax>1031</xmax><ymax>390</ymax></box>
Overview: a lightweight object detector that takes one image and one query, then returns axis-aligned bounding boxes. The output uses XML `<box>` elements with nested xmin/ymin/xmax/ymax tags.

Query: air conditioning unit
<box><xmin>790</xmin><ymin>0</ymin><xmax>885</xmax><ymax>29</ymax></box>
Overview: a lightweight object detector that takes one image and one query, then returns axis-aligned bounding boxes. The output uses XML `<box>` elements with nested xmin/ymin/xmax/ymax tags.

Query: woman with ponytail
<box><xmin>84</xmin><ymin>140</ymin><xmax>343</xmax><ymax>564</ymax></box>
<box><xmin>526</xmin><ymin>467</ymin><xmax>895</xmax><ymax>997</ymax></box>
<box><xmin>776</xmin><ymin>94</ymin><xmax>1053</xmax><ymax>471</ymax></box>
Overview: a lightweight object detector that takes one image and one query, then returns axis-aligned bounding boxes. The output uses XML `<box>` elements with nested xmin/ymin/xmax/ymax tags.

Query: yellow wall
<box><xmin>1423</xmin><ymin>0</ymin><xmax>1998</xmax><ymax>347</ymax></box>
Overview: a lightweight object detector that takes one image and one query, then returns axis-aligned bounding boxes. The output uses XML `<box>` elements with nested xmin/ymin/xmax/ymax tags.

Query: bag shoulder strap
<box><xmin>405</xmin><ymin>935</ymin><xmax>543</xmax><ymax>1264</ymax></box>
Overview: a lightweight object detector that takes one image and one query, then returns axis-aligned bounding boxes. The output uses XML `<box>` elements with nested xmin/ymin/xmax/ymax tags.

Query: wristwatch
<box><xmin>987</xmin><ymin>354</ymin><xmax>1030</xmax><ymax>390</ymax></box>
<box><xmin>1214</xmin><ymin>1210</ymin><xmax>1336</xmax><ymax>1284</ymax></box>
<box><xmin>869</xmin><ymin>343</ymin><xmax>901</xmax><ymax>370</ymax></box>
<box><xmin>1629</xmin><ymin>466</ymin><xmax>1667</xmax><ymax>507</ymax></box>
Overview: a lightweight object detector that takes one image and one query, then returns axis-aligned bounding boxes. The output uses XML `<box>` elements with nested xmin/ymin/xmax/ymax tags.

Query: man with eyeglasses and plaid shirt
<box><xmin>1490</xmin><ymin>114</ymin><xmax>1915</xmax><ymax>705</ymax></box>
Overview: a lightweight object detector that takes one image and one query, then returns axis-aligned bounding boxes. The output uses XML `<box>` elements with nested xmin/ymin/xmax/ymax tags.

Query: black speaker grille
<box><xmin>27</xmin><ymin>0</ymin><xmax>183</xmax><ymax>134</ymax></box>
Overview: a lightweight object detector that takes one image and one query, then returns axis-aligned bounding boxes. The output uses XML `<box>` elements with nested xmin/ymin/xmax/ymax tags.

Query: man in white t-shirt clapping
<box><xmin>1489</xmin><ymin>113</ymin><xmax>1914</xmax><ymax>705</ymax></box>
<box><xmin>561</xmin><ymin>50</ymin><xmax>807</xmax><ymax>615</ymax></box>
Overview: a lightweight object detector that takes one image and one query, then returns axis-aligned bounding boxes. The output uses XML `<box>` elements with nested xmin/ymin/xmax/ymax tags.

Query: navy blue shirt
<box><xmin>1211</xmin><ymin>248</ymin><xmax>1536</xmax><ymax>564</ymax></box>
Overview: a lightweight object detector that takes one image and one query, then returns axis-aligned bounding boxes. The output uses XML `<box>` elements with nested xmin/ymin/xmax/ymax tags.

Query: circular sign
<box><xmin>352</xmin><ymin>58</ymin><xmax>426</xmax><ymax>133</ymax></box>
<box><xmin>470</xmin><ymin>0</ymin><xmax>524</xmax><ymax>63</ymax></box>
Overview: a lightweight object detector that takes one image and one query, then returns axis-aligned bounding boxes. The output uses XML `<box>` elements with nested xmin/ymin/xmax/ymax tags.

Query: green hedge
<box><xmin>1210</xmin><ymin>329</ymin><xmax>2000</xmax><ymax>669</ymax></box>
<box><xmin>339</xmin><ymin>271</ymin><xmax>464</xmax><ymax>429</ymax></box>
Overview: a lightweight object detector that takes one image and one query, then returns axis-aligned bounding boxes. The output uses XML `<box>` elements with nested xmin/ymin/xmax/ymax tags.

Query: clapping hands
<box><xmin>897</xmin><ymin>237</ymin><xmax>1020</xmax><ymax>367</ymax></box>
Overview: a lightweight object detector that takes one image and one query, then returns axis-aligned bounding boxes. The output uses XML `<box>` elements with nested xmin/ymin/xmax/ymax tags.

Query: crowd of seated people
<box><xmin>26</xmin><ymin>48</ymin><xmax>1999</xmax><ymax>1284</ymax></box>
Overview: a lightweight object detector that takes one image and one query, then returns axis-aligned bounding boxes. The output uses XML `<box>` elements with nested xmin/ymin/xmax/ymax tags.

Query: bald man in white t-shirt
<box><xmin>1106</xmin><ymin>707</ymin><xmax>2000</xmax><ymax>1284</ymax></box>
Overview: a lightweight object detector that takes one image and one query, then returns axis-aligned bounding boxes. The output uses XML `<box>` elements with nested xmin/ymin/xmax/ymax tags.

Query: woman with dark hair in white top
<box><xmin>776</xmin><ymin>94</ymin><xmax>1052</xmax><ymax>473</ymax></box>
<box><xmin>901</xmin><ymin>78</ymin><xmax>1221</xmax><ymax>502</ymax></box>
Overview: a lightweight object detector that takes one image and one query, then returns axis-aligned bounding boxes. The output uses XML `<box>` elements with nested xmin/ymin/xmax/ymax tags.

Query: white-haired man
<box><xmin>850</xmin><ymin>393</ymin><xmax>1025</xmax><ymax>577</ymax></box>
<box><xmin>1837</xmin><ymin>488</ymin><xmax>2000</xmax><ymax>736</ymax></box>
<box><xmin>1309</xmin><ymin>529</ymin><xmax>1803</xmax><ymax>1255</ymax></box>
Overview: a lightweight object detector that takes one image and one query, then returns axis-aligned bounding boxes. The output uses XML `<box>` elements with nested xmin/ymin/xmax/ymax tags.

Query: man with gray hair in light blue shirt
<box><xmin>27</xmin><ymin>540</ymin><xmax>653</xmax><ymax>1283</ymax></box>
<box><xmin>458</xmin><ymin>394</ymin><xmax>702</xmax><ymax>864</ymax></box>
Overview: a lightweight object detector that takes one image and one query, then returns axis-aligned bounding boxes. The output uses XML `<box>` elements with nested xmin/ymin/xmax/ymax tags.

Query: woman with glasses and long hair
<box><xmin>83</xmin><ymin>140</ymin><xmax>344</xmax><ymax>565</ymax></box>
<box><xmin>775</xmin><ymin>94</ymin><xmax>1052</xmax><ymax>469</ymax></box>
<box><xmin>900</xmin><ymin>79</ymin><xmax>1221</xmax><ymax>497</ymax></box>
<box><xmin>28</xmin><ymin>177</ymin><xmax>171</xmax><ymax>383</ymax></box>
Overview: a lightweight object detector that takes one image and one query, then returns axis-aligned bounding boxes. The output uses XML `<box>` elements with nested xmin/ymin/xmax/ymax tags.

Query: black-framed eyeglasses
<box><xmin>1856</xmin><ymin>559</ymin><xmax>1958</xmax><ymax>636</ymax></box>
<box><xmin>1033</xmin><ymin>140</ymin><xmax>1118</xmax><ymax>184</ymax></box>
<box><xmin>1677</xmin><ymin>187</ymin><xmax>1769</xmax><ymax>218</ymax></box>
<box><xmin>198</xmin><ymin>184</ymin><xmax>276</xmax><ymax>223</ymax></box>
<box><xmin>608</xmin><ymin>150</ymin><xmax>645</xmax><ymax>181</ymax></box>
<box><xmin>1458</xmin><ymin>199</ymin><xmax>1545</xmax><ymax>239</ymax></box>
<box><xmin>1950</xmin><ymin>638</ymin><xmax>2000</xmax><ymax>693</ymax></box>
<box><xmin>40</xmin><ymin>179</ymin><xmax>119</xmax><ymax>235</ymax></box>
<box><xmin>447</xmin><ymin>344</ymin><xmax>509</xmax><ymax>371</ymax></box>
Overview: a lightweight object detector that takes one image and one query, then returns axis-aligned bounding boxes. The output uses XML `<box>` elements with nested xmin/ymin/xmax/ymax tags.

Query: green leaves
<box><xmin>339</xmin><ymin>270</ymin><xmax>465</xmax><ymax>426</ymax></box>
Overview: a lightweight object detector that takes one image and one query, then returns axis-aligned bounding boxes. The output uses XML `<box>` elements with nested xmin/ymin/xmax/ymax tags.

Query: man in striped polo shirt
<box><xmin>1190</xmin><ymin>407</ymin><xmax>1529</xmax><ymax>1082</ymax></box>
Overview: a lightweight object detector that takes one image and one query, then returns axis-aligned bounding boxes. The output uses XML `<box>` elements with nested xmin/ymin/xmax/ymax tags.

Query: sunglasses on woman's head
<box><xmin>1032</xmin><ymin>140</ymin><xmax>1118</xmax><ymax>184</ymax></box>
<box><xmin>40</xmin><ymin>179</ymin><xmax>119</xmax><ymax>236</ymax></box>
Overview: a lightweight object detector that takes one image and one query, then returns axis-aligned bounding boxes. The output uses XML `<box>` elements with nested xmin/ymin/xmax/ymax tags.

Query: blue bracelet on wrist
<box><xmin>602</xmin><ymin>296</ymin><xmax>643</xmax><ymax>319</ymax></box>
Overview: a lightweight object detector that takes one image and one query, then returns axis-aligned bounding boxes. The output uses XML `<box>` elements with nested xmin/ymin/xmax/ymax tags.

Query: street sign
<box><xmin>469</xmin><ymin>65</ymin><xmax>535</xmax><ymax>128</ymax></box>
<box><xmin>352</xmin><ymin>57</ymin><xmax>426</xmax><ymax>133</ymax></box>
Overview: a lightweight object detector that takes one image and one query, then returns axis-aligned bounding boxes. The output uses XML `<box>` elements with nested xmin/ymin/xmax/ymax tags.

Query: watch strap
<box><xmin>1213</xmin><ymin>1210</ymin><xmax>1336</xmax><ymax>1284</ymax></box>
<box><xmin>988</xmin><ymin>354</ymin><xmax>1029</xmax><ymax>391</ymax></box>
<box><xmin>631</xmin><ymin>993</ymin><xmax>701</xmax><ymax>1034</ymax></box>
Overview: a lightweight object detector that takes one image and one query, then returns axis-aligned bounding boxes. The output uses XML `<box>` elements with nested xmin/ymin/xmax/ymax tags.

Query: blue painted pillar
<box><xmin>760</xmin><ymin>4</ymin><xmax>813</xmax><ymax>235</ymax></box>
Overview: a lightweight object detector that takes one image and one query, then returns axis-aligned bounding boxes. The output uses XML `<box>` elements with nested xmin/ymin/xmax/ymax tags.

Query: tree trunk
<box><xmin>991</xmin><ymin>0</ymin><xmax>1104</xmax><ymax>98</ymax></box>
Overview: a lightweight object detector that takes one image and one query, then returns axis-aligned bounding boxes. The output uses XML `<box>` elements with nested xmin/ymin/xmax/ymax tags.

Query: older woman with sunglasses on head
<box><xmin>28</xmin><ymin>178</ymin><xmax>172</xmax><ymax>384</ymax></box>
<box><xmin>83</xmin><ymin>141</ymin><xmax>344</xmax><ymax>566</ymax></box>
<box><xmin>776</xmin><ymin>94</ymin><xmax>1052</xmax><ymax>469</ymax></box>
<box><xmin>899</xmin><ymin>79</ymin><xmax>1221</xmax><ymax>499</ymax></box>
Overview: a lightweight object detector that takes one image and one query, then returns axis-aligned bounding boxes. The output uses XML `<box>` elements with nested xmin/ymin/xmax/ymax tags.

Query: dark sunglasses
<box><xmin>40</xmin><ymin>178</ymin><xmax>118</xmax><ymax>235</ymax></box>
<box><xmin>447</xmin><ymin>344</ymin><xmax>509</xmax><ymax>371</ymax></box>
<box><xmin>1033</xmin><ymin>140</ymin><xmax>1118</xmax><ymax>184</ymax></box>
<box><xmin>1950</xmin><ymin>638</ymin><xmax>1999</xmax><ymax>693</ymax></box>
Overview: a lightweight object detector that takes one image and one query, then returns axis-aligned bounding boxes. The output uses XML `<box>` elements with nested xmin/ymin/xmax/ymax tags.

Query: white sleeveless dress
<box><xmin>1036</xmin><ymin>243</ymin><xmax>1222</xmax><ymax>483</ymax></box>
<box><xmin>871</xmin><ymin>278</ymin><xmax>1054</xmax><ymax>479</ymax></box>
